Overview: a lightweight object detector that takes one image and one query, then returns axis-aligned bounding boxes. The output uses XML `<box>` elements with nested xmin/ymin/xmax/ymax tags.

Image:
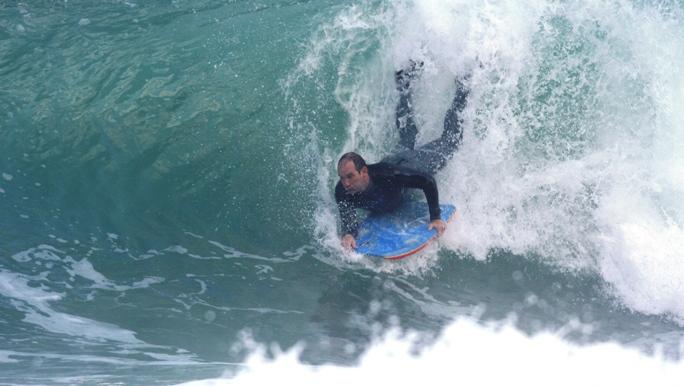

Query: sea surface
<box><xmin>1</xmin><ymin>1</ymin><xmax>683</xmax><ymax>384</ymax></box>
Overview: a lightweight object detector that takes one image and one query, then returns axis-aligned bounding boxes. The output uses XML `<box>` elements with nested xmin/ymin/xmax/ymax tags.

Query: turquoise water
<box><xmin>1</xmin><ymin>1</ymin><xmax>683</xmax><ymax>384</ymax></box>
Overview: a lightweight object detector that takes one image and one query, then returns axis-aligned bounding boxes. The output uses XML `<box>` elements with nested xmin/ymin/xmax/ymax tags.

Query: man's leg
<box><xmin>439</xmin><ymin>77</ymin><xmax>469</xmax><ymax>152</ymax></box>
<box><xmin>394</xmin><ymin>60</ymin><xmax>423</xmax><ymax>151</ymax></box>
<box><xmin>413</xmin><ymin>76</ymin><xmax>470</xmax><ymax>173</ymax></box>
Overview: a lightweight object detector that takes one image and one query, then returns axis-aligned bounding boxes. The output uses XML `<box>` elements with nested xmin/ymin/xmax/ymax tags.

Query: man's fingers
<box><xmin>429</xmin><ymin>220</ymin><xmax>446</xmax><ymax>236</ymax></box>
<box><xmin>341</xmin><ymin>235</ymin><xmax>357</xmax><ymax>250</ymax></box>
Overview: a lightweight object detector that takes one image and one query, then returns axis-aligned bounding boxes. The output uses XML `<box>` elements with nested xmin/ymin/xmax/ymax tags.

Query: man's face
<box><xmin>338</xmin><ymin>160</ymin><xmax>370</xmax><ymax>194</ymax></box>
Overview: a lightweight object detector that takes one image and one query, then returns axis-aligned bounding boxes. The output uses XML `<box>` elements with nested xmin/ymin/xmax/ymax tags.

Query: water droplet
<box><xmin>204</xmin><ymin>310</ymin><xmax>216</xmax><ymax>323</ymax></box>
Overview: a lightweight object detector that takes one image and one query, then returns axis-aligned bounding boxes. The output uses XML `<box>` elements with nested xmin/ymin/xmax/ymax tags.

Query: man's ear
<box><xmin>360</xmin><ymin>166</ymin><xmax>368</xmax><ymax>175</ymax></box>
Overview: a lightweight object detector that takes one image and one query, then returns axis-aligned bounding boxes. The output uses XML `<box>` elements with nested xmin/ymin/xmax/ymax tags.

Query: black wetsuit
<box><xmin>336</xmin><ymin>76</ymin><xmax>469</xmax><ymax>238</ymax></box>
<box><xmin>334</xmin><ymin>162</ymin><xmax>440</xmax><ymax>237</ymax></box>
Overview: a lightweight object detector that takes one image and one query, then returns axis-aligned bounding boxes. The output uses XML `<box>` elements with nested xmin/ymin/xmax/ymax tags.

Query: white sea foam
<box><xmin>65</xmin><ymin>256</ymin><xmax>164</xmax><ymax>291</ymax></box>
<box><xmin>12</xmin><ymin>244</ymin><xmax>64</xmax><ymax>262</ymax></box>
<box><xmin>175</xmin><ymin>317</ymin><xmax>684</xmax><ymax>386</ymax></box>
<box><xmin>0</xmin><ymin>349</ymin><xmax>207</xmax><ymax>366</ymax></box>
<box><xmin>0</xmin><ymin>269</ymin><xmax>142</xmax><ymax>343</ymax></box>
<box><xmin>207</xmin><ymin>240</ymin><xmax>294</xmax><ymax>263</ymax></box>
<box><xmin>0</xmin><ymin>350</ymin><xmax>19</xmax><ymax>363</ymax></box>
<box><xmin>11</xmin><ymin>245</ymin><xmax>164</xmax><ymax>292</ymax></box>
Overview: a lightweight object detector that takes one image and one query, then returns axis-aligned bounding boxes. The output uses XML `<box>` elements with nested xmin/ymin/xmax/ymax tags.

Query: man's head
<box><xmin>337</xmin><ymin>152</ymin><xmax>370</xmax><ymax>194</ymax></box>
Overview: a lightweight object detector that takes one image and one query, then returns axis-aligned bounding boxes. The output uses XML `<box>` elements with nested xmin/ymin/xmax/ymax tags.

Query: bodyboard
<box><xmin>355</xmin><ymin>201</ymin><xmax>457</xmax><ymax>259</ymax></box>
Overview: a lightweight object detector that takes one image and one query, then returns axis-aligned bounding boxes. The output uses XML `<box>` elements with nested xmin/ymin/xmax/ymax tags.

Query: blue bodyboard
<box><xmin>355</xmin><ymin>201</ymin><xmax>457</xmax><ymax>259</ymax></box>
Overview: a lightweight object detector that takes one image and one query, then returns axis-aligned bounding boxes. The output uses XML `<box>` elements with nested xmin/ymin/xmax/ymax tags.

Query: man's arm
<box><xmin>393</xmin><ymin>169</ymin><xmax>441</xmax><ymax>221</ymax></box>
<box><xmin>390</xmin><ymin>167</ymin><xmax>446</xmax><ymax>235</ymax></box>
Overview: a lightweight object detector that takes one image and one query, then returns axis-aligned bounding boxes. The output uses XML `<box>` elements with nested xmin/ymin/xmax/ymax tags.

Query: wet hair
<box><xmin>337</xmin><ymin>152</ymin><xmax>367</xmax><ymax>172</ymax></box>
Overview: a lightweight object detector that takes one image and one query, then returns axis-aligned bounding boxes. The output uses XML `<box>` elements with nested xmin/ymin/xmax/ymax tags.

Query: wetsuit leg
<box><xmin>395</xmin><ymin>88</ymin><xmax>418</xmax><ymax>150</ymax></box>
<box><xmin>394</xmin><ymin>61</ymin><xmax>423</xmax><ymax>151</ymax></box>
<box><xmin>411</xmin><ymin>77</ymin><xmax>470</xmax><ymax>173</ymax></box>
<box><xmin>439</xmin><ymin>77</ymin><xmax>468</xmax><ymax>152</ymax></box>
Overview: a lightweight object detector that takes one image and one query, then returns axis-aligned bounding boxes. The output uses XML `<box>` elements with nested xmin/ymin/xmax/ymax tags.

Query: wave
<box><xmin>285</xmin><ymin>0</ymin><xmax>684</xmax><ymax>323</ymax></box>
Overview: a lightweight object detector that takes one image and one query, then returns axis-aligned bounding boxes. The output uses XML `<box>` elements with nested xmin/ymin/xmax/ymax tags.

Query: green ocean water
<box><xmin>1</xmin><ymin>1</ymin><xmax>684</xmax><ymax>384</ymax></box>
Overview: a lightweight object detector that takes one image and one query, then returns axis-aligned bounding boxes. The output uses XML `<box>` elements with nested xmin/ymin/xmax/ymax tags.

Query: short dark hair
<box><xmin>338</xmin><ymin>152</ymin><xmax>367</xmax><ymax>172</ymax></box>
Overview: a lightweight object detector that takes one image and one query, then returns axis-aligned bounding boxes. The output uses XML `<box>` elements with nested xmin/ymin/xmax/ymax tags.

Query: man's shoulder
<box><xmin>370</xmin><ymin>161</ymin><xmax>424</xmax><ymax>178</ymax></box>
<box><xmin>367</xmin><ymin>161</ymin><xmax>398</xmax><ymax>176</ymax></box>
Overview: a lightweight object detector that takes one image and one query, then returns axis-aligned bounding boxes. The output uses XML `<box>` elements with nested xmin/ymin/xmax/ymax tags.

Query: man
<box><xmin>335</xmin><ymin>61</ymin><xmax>470</xmax><ymax>250</ymax></box>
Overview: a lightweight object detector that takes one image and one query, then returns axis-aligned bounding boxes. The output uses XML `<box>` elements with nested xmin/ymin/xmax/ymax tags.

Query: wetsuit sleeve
<box><xmin>393</xmin><ymin>170</ymin><xmax>441</xmax><ymax>221</ymax></box>
<box><xmin>335</xmin><ymin>182</ymin><xmax>359</xmax><ymax>238</ymax></box>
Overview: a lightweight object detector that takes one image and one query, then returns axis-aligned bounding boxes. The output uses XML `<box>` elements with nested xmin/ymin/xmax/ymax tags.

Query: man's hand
<box><xmin>428</xmin><ymin>219</ymin><xmax>446</xmax><ymax>236</ymax></box>
<box><xmin>341</xmin><ymin>234</ymin><xmax>357</xmax><ymax>250</ymax></box>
